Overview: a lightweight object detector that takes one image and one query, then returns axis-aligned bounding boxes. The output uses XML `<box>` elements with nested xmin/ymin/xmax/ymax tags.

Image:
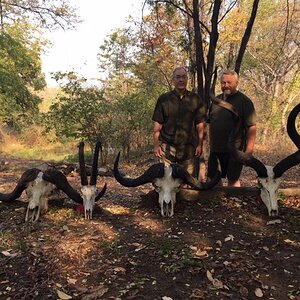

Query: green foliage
<box><xmin>98</xmin><ymin>28</ymin><xmax>133</xmax><ymax>75</ymax></box>
<box><xmin>0</xmin><ymin>1</ymin><xmax>79</xmax><ymax>133</ymax></box>
<box><xmin>1</xmin><ymin>0</ymin><xmax>79</xmax><ymax>30</ymax></box>
<box><xmin>96</xmin><ymin>17</ymin><xmax>187</xmax><ymax>156</ymax></box>
<box><xmin>0</xmin><ymin>26</ymin><xmax>46</xmax><ymax>130</ymax></box>
<box><xmin>44</xmin><ymin>71</ymin><xmax>110</xmax><ymax>148</ymax></box>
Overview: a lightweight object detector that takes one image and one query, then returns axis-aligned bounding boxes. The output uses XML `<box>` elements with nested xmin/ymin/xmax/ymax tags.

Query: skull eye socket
<box><xmin>152</xmin><ymin>182</ymin><xmax>161</xmax><ymax>192</ymax></box>
<box><xmin>175</xmin><ymin>186</ymin><xmax>181</xmax><ymax>193</ymax></box>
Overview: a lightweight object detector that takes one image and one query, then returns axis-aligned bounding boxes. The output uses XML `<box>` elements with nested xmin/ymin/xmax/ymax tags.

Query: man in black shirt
<box><xmin>207</xmin><ymin>70</ymin><xmax>256</xmax><ymax>187</ymax></box>
<box><xmin>152</xmin><ymin>66</ymin><xmax>207</xmax><ymax>175</ymax></box>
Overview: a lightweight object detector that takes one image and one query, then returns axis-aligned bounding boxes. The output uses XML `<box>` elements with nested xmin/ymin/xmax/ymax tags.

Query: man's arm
<box><xmin>245</xmin><ymin>125</ymin><xmax>256</xmax><ymax>155</ymax></box>
<box><xmin>153</xmin><ymin>121</ymin><xmax>163</xmax><ymax>158</ymax></box>
<box><xmin>195</xmin><ymin>122</ymin><xmax>205</xmax><ymax>157</ymax></box>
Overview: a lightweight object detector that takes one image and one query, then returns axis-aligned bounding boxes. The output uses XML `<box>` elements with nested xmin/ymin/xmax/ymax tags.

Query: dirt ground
<box><xmin>0</xmin><ymin>149</ymin><xmax>299</xmax><ymax>300</ymax></box>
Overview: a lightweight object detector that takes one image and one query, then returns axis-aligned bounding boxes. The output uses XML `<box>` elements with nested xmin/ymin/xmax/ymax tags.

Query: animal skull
<box><xmin>78</xmin><ymin>141</ymin><xmax>107</xmax><ymax>219</ymax></box>
<box><xmin>258</xmin><ymin>166</ymin><xmax>281</xmax><ymax>216</ymax></box>
<box><xmin>211</xmin><ymin>96</ymin><xmax>300</xmax><ymax>216</ymax></box>
<box><xmin>153</xmin><ymin>165</ymin><xmax>181</xmax><ymax>216</ymax></box>
<box><xmin>0</xmin><ymin>141</ymin><xmax>107</xmax><ymax>222</ymax></box>
<box><xmin>113</xmin><ymin>152</ymin><xmax>221</xmax><ymax>217</ymax></box>
<box><xmin>25</xmin><ymin>172</ymin><xmax>56</xmax><ymax>222</ymax></box>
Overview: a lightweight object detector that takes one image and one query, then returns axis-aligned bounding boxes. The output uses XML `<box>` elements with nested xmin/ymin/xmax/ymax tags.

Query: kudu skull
<box><xmin>211</xmin><ymin>96</ymin><xmax>300</xmax><ymax>216</ymax></box>
<box><xmin>114</xmin><ymin>152</ymin><xmax>221</xmax><ymax>216</ymax></box>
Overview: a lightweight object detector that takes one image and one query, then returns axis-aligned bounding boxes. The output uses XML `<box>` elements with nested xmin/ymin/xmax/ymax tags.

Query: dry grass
<box><xmin>0</xmin><ymin>126</ymin><xmax>77</xmax><ymax>162</ymax></box>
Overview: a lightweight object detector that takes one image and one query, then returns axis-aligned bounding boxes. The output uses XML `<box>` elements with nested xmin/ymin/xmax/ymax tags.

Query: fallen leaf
<box><xmin>1</xmin><ymin>250</ymin><xmax>18</xmax><ymax>257</ymax></box>
<box><xmin>216</xmin><ymin>240</ymin><xmax>222</xmax><ymax>246</ymax></box>
<box><xmin>204</xmin><ymin>246</ymin><xmax>213</xmax><ymax>251</ymax></box>
<box><xmin>266</xmin><ymin>219</ymin><xmax>282</xmax><ymax>225</ymax></box>
<box><xmin>81</xmin><ymin>286</ymin><xmax>109</xmax><ymax>300</ymax></box>
<box><xmin>190</xmin><ymin>288</ymin><xmax>205</xmax><ymax>298</ymax></box>
<box><xmin>224</xmin><ymin>235</ymin><xmax>234</xmax><ymax>242</ymax></box>
<box><xmin>212</xmin><ymin>278</ymin><xmax>223</xmax><ymax>289</ymax></box>
<box><xmin>113</xmin><ymin>267</ymin><xmax>126</xmax><ymax>273</ymax></box>
<box><xmin>162</xmin><ymin>297</ymin><xmax>173</xmax><ymax>300</ymax></box>
<box><xmin>284</xmin><ymin>239</ymin><xmax>297</xmax><ymax>246</ymax></box>
<box><xmin>57</xmin><ymin>289</ymin><xmax>72</xmax><ymax>299</ymax></box>
<box><xmin>206</xmin><ymin>270</ymin><xmax>214</xmax><ymax>282</ymax></box>
<box><xmin>255</xmin><ymin>288</ymin><xmax>263</xmax><ymax>298</ymax></box>
<box><xmin>14</xmin><ymin>207</ymin><xmax>25</xmax><ymax>212</ymax></box>
<box><xmin>67</xmin><ymin>278</ymin><xmax>77</xmax><ymax>285</ymax></box>
<box><xmin>62</xmin><ymin>225</ymin><xmax>69</xmax><ymax>231</ymax></box>
<box><xmin>195</xmin><ymin>250</ymin><xmax>208</xmax><ymax>257</ymax></box>
<box><xmin>134</xmin><ymin>245</ymin><xmax>146</xmax><ymax>252</ymax></box>
<box><xmin>189</xmin><ymin>245</ymin><xmax>198</xmax><ymax>251</ymax></box>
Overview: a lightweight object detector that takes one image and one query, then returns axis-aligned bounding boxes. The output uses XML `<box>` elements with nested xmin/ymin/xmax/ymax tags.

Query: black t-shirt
<box><xmin>209</xmin><ymin>91</ymin><xmax>256</xmax><ymax>152</ymax></box>
<box><xmin>152</xmin><ymin>89</ymin><xmax>207</xmax><ymax>147</ymax></box>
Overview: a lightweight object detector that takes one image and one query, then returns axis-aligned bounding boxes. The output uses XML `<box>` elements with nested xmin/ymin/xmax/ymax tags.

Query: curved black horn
<box><xmin>228</xmin><ymin>133</ymin><xmax>268</xmax><ymax>178</ymax></box>
<box><xmin>273</xmin><ymin>103</ymin><xmax>300</xmax><ymax>178</ymax></box>
<box><xmin>0</xmin><ymin>168</ymin><xmax>40</xmax><ymax>202</ymax></box>
<box><xmin>287</xmin><ymin>103</ymin><xmax>300</xmax><ymax>149</ymax></box>
<box><xmin>171</xmin><ymin>163</ymin><xmax>222</xmax><ymax>190</ymax></box>
<box><xmin>79</xmin><ymin>142</ymin><xmax>88</xmax><ymax>186</ymax></box>
<box><xmin>114</xmin><ymin>152</ymin><xmax>165</xmax><ymax>187</ymax></box>
<box><xmin>273</xmin><ymin>151</ymin><xmax>300</xmax><ymax>178</ymax></box>
<box><xmin>42</xmin><ymin>169</ymin><xmax>83</xmax><ymax>204</ymax></box>
<box><xmin>212</xmin><ymin>95</ymin><xmax>269</xmax><ymax>178</ymax></box>
<box><xmin>95</xmin><ymin>183</ymin><xmax>107</xmax><ymax>202</ymax></box>
<box><xmin>90</xmin><ymin>141</ymin><xmax>101</xmax><ymax>185</ymax></box>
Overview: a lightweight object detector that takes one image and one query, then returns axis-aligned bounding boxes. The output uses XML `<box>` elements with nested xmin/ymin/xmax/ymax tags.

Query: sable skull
<box><xmin>77</xmin><ymin>141</ymin><xmax>107</xmax><ymax>219</ymax></box>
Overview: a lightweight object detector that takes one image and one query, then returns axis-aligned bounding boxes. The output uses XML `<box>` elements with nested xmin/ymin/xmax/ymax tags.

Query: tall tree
<box><xmin>240</xmin><ymin>0</ymin><xmax>300</xmax><ymax>142</ymax></box>
<box><xmin>147</xmin><ymin>0</ymin><xmax>260</xmax><ymax>99</ymax></box>
<box><xmin>44</xmin><ymin>71</ymin><xmax>110</xmax><ymax>163</ymax></box>
<box><xmin>0</xmin><ymin>0</ymin><xmax>79</xmax><ymax>130</ymax></box>
<box><xmin>0</xmin><ymin>0</ymin><xmax>79</xmax><ymax>30</ymax></box>
<box><xmin>0</xmin><ymin>24</ymin><xmax>45</xmax><ymax>129</ymax></box>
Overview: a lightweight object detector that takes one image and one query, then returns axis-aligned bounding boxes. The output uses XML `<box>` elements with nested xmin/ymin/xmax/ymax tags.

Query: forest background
<box><xmin>0</xmin><ymin>0</ymin><xmax>299</xmax><ymax>166</ymax></box>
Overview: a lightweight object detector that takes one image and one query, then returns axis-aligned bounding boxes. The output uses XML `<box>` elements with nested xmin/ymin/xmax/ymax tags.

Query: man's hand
<box><xmin>153</xmin><ymin>121</ymin><xmax>163</xmax><ymax>158</ymax></box>
<box><xmin>195</xmin><ymin>144</ymin><xmax>202</xmax><ymax>157</ymax></box>
<box><xmin>245</xmin><ymin>148</ymin><xmax>253</xmax><ymax>156</ymax></box>
<box><xmin>154</xmin><ymin>144</ymin><xmax>163</xmax><ymax>158</ymax></box>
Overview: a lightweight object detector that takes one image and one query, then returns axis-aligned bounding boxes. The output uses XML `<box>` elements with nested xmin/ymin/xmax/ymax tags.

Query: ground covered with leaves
<box><xmin>0</xmin><ymin>150</ymin><xmax>299</xmax><ymax>300</ymax></box>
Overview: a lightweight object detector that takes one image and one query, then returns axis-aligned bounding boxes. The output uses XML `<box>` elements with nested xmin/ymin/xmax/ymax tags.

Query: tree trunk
<box><xmin>192</xmin><ymin>0</ymin><xmax>205</xmax><ymax>101</ymax></box>
<box><xmin>205</xmin><ymin>0</ymin><xmax>221</xmax><ymax>102</ymax></box>
<box><xmin>235</xmin><ymin>0</ymin><xmax>260</xmax><ymax>74</ymax></box>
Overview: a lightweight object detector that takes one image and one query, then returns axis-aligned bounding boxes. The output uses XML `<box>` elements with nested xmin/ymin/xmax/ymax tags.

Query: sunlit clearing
<box><xmin>44</xmin><ymin>208</ymin><xmax>76</xmax><ymax>221</ymax></box>
<box><xmin>105</xmin><ymin>204</ymin><xmax>130</xmax><ymax>215</ymax></box>
<box><xmin>131</xmin><ymin>215</ymin><xmax>167</xmax><ymax>233</ymax></box>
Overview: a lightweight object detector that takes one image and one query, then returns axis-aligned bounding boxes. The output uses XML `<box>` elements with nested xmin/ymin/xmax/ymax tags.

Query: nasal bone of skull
<box><xmin>261</xmin><ymin>190</ymin><xmax>278</xmax><ymax>216</ymax></box>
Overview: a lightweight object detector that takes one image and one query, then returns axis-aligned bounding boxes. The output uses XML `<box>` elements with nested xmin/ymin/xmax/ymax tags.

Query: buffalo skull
<box><xmin>114</xmin><ymin>152</ymin><xmax>221</xmax><ymax>216</ymax></box>
<box><xmin>0</xmin><ymin>142</ymin><xmax>107</xmax><ymax>221</ymax></box>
